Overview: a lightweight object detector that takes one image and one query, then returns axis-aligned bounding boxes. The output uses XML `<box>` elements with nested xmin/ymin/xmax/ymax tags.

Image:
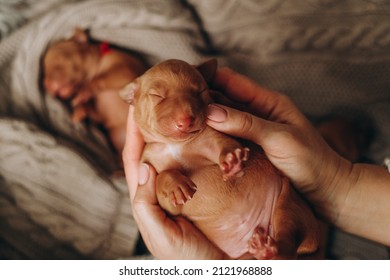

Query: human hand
<box><xmin>122</xmin><ymin>105</ymin><xmax>226</xmax><ymax>259</ymax></box>
<box><xmin>206</xmin><ymin>67</ymin><xmax>352</xmax><ymax>221</ymax></box>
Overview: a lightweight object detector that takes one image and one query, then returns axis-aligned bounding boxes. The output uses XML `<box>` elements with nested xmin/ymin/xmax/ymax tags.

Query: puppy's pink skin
<box><xmin>124</xmin><ymin>59</ymin><xmax>320</xmax><ymax>259</ymax></box>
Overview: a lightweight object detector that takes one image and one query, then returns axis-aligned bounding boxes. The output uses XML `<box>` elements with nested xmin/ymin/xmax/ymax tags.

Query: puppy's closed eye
<box><xmin>149</xmin><ymin>89</ymin><xmax>165</xmax><ymax>104</ymax></box>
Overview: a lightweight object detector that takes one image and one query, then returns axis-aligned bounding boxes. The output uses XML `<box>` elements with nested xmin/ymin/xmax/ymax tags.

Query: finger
<box><xmin>131</xmin><ymin>164</ymin><xmax>184</xmax><ymax>256</ymax></box>
<box><xmin>212</xmin><ymin>67</ymin><xmax>267</xmax><ymax>104</ymax></box>
<box><xmin>206</xmin><ymin>103</ymin><xmax>283</xmax><ymax>147</ymax></box>
<box><xmin>123</xmin><ymin>105</ymin><xmax>145</xmax><ymax>202</ymax></box>
<box><xmin>133</xmin><ymin>163</ymin><xmax>158</xmax><ymax>206</ymax></box>
<box><xmin>131</xmin><ymin>164</ymin><xmax>168</xmax><ymax>242</ymax></box>
<box><xmin>212</xmin><ymin>67</ymin><xmax>302</xmax><ymax>122</ymax></box>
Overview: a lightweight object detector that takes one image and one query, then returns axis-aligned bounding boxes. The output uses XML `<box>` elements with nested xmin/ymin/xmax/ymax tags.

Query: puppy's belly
<box><xmin>182</xmin><ymin>155</ymin><xmax>283</xmax><ymax>258</ymax></box>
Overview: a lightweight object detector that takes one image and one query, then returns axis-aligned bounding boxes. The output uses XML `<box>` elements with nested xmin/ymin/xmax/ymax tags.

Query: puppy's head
<box><xmin>120</xmin><ymin>59</ymin><xmax>217</xmax><ymax>142</ymax></box>
<box><xmin>42</xmin><ymin>28</ymin><xmax>90</xmax><ymax>99</ymax></box>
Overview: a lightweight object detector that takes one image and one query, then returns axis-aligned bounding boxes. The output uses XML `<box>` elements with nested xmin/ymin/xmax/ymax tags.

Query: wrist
<box><xmin>330</xmin><ymin>163</ymin><xmax>390</xmax><ymax>245</ymax></box>
<box><xmin>311</xmin><ymin>151</ymin><xmax>354</xmax><ymax>225</ymax></box>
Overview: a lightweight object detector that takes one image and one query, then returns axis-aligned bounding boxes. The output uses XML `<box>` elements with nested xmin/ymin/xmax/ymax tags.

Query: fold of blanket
<box><xmin>0</xmin><ymin>118</ymin><xmax>139</xmax><ymax>259</ymax></box>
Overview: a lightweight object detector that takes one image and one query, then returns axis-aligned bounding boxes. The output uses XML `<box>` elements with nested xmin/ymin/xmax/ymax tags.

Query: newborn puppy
<box><xmin>42</xmin><ymin>28</ymin><xmax>146</xmax><ymax>153</ymax></box>
<box><xmin>121</xmin><ymin>59</ymin><xmax>320</xmax><ymax>259</ymax></box>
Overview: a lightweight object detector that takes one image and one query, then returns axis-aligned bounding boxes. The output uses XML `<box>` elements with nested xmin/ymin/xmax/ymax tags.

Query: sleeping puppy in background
<box><xmin>120</xmin><ymin>59</ymin><xmax>321</xmax><ymax>259</ymax></box>
<box><xmin>42</xmin><ymin>28</ymin><xmax>147</xmax><ymax>154</ymax></box>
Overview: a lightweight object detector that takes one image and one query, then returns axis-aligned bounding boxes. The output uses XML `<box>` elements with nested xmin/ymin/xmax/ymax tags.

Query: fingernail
<box><xmin>138</xmin><ymin>163</ymin><xmax>150</xmax><ymax>185</ymax></box>
<box><xmin>207</xmin><ymin>104</ymin><xmax>227</xmax><ymax>123</ymax></box>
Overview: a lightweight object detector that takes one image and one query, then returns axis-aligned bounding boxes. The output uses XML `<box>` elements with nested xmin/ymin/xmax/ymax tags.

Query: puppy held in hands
<box><xmin>120</xmin><ymin>59</ymin><xmax>320</xmax><ymax>259</ymax></box>
<box><xmin>42</xmin><ymin>28</ymin><xmax>146</xmax><ymax>154</ymax></box>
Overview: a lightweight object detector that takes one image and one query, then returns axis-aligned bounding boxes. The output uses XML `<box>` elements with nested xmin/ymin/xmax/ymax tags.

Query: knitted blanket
<box><xmin>0</xmin><ymin>0</ymin><xmax>389</xmax><ymax>259</ymax></box>
<box><xmin>0</xmin><ymin>0</ymin><xmax>210</xmax><ymax>259</ymax></box>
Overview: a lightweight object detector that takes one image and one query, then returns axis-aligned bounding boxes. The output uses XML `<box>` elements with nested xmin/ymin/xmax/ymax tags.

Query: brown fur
<box><xmin>121</xmin><ymin>59</ymin><xmax>320</xmax><ymax>259</ymax></box>
<box><xmin>42</xmin><ymin>28</ymin><xmax>147</xmax><ymax>153</ymax></box>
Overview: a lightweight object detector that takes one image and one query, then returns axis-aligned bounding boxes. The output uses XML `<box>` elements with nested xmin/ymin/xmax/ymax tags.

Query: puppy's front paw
<box><xmin>162</xmin><ymin>175</ymin><xmax>197</xmax><ymax>207</ymax></box>
<box><xmin>248</xmin><ymin>226</ymin><xmax>278</xmax><ymax>260</ymax></box>
<box><xmin>219</xmin><ymin>147</ymin><xmax>250</xmax><ymax>181</ymax></box>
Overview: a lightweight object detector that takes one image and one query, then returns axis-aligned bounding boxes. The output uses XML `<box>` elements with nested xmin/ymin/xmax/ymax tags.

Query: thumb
<box><xmin>206</xmin><ymin>104</ymin><xmax>279</xmax><ymax>147</ymax></box>
<box><xmin>131</xmin><ymin>163</ymin><xmax>177</xmax><ymax>256</ymax></box>
<box><xmin>133</xmin><ymin>163</ymin><xmax>158</xmax><ymax>206</ymax></box>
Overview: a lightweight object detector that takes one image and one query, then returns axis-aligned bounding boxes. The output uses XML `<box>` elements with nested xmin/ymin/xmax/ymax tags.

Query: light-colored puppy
<box><xmin>120</xmin><ymin>59</ymin><xmax>320</xmax><ymax>259</ymax></box>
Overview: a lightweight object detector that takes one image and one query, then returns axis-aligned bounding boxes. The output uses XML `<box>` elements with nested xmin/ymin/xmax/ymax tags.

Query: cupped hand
<box><xmin>206</xmin><ymin>67</ymin><xmax>352</xmax><ymax>219</ymax></box>
<box><xmin>122</xmin><ymin>105</ymin><xmax>226</xmax><ymax>259</ymax></box>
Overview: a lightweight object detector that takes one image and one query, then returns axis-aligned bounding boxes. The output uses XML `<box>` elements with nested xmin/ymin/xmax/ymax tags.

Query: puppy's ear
<box><xmin>118</xmin><ymin>81</ymin><xmax>139</xmax><ymax>105</ymax></box>
<box><xmin>72</xmin><ymin>28</ymin><xmax>89</xmax><ymax>44</ymax></box>
<box><xmin>196</xmin><ymin>59</ymin><xmax>218</xmax><ymax>83</ymax></box>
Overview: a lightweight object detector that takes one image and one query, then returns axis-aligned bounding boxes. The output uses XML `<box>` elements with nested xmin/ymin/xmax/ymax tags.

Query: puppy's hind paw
<box><xmin>220</xmin><ymin>147</ymin><xmax>250</xmax><ymax>181</ymax></box>
<box><xmin>248</xmin><ymin>226</ymin><xmax>278</xmax><ymax>260</ymax></box>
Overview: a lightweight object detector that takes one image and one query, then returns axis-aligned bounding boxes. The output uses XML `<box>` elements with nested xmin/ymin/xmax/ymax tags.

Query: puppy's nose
<box><xmin>175</xmin><ymin>115</ymin><xmax>195</xmax><ymax>132</ymax></box>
